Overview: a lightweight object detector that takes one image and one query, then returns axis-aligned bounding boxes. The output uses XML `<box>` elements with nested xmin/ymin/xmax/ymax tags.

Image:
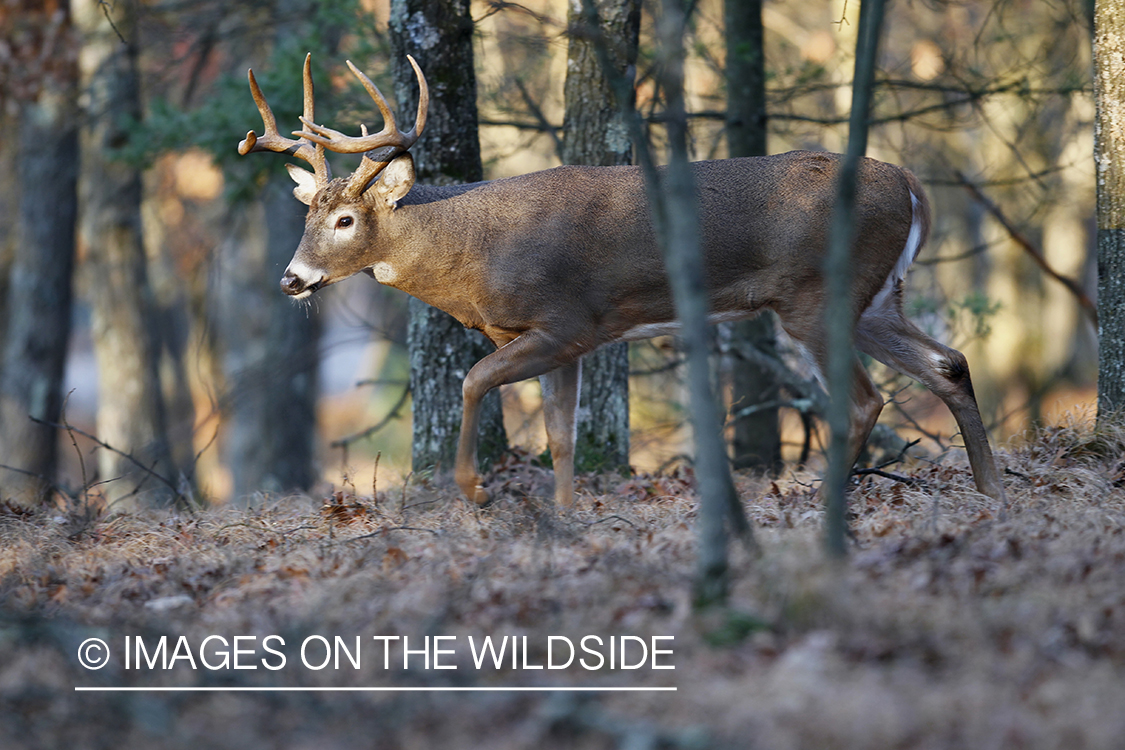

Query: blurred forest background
<box><xmin>0</xmin><ymin>0</ymin><xmax>1099</xmax><ymax>508</ymax></box>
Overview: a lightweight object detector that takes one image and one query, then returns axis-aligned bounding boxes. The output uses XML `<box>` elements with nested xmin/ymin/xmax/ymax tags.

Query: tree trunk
<box><xmin>219</xmin><ymin>177</ymin><xmax>321</xmax><ymax>499</ymax></box>
<box><xmin>561</xmin><ymin>0</ymin><xmax>639</xmax><ymax>475</ymax></box>
<box><xmin>1095</xmin><ymin>0</ymin><xmax>1125</xmax><ymax>420</ymax></box>
<box><xmin>562</xmin><ymin>0</ymin><xmax>638</xmax><ymax>169</ymax></box>
<box><xmin>822</xmin><ymin>0</ymin><xmax>887</xmax><ymax>557</ymax></box>
<box><xmin>0</xmin><ymin>112</ymin><xmax>16</xmax><ymax>363</ymax></box>
<box><xmin>215</xmin><ymin>0</ymin><xmax>324</xmax><ymax>502</ymax></box>
<box><xmin>725</xmin><ymin>0</ymin><xmax>782</xmax><ymax>474</ymax></box>
<box><xmin>74</xmin><ymin>0</ymin><xmax>180</xmax><ymax>509</ymax></box>
<box><xmin>0</xmin><ymin>17</ymin><xmax>79</xmax><ymax>505</ymax></box>
<box><xmin>390</xmin><ymin>0</ymin><xmax>507</xmax><ymax>475</ymax></box>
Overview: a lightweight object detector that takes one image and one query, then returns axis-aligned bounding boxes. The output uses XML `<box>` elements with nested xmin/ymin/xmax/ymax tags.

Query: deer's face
<box><xmin>280</xmin><ymin>154</ymin><xmax>415</xmax><ymax>298</ymax></box>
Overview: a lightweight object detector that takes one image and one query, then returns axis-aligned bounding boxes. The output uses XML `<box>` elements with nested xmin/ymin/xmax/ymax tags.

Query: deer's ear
<box><xmin>373</xmin><ymin>153</ymin><xmax>415</xmax><ymax>208</ymax></box>
<box><xmin>287</xmin><ymin>164</ymin><xmax>318</xmax><ymax>205</ymax></box>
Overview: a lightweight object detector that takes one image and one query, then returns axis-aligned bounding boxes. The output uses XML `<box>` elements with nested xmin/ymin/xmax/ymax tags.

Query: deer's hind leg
<box><xmin>855</xmin><ymin>297</ymin><xmax>1007</xmax><ymax>503</ymax></box>
<box><xmin>774</xmin><ymin>309</ymin><xmax>886</xmax><ymax>488</ymax></box>
<box><xmin>539</xmin><ymin>360</ymin><xmax>581</xmax><ymax>509</ymax></box>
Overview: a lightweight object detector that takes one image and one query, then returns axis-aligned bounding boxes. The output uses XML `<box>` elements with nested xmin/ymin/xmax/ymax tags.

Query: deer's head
<box><xmin>238</xmin><ymin>54</ymin><xmax>428</xmax><ymax>298</ymax></box>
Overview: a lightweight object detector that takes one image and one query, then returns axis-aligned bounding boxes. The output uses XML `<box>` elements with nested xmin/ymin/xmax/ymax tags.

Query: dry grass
<box><xmin>2</xmin><ymin>421</ymin><xmax>1125</xmax><ymax>749</ymax></box>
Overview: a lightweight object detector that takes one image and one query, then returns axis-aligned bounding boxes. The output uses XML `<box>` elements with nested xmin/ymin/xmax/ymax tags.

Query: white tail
<box><xmin>240</xmin><ymin>56</ymin><xmax>1007</xmax><ymax>509</ymax></box>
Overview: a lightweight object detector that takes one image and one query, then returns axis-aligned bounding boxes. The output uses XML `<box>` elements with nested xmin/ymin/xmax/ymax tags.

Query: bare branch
<box><xmin>955</xmin><ymin>170</ymin><xmax>1098</xmax><ymax>329</ymax></box>
<box><xmin>28</xmin><ymin>416</ymin><xmax>187</xmax><ymax>506</ymax></box>
<box><xmin>330</xmin><ymin>385</ymin><xmax>411</xmax><ymax>449</ymax></box>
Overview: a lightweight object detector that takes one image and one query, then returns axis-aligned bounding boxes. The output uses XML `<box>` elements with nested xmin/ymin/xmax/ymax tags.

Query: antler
<box><xmin>295</xmin><ymin>55</ymin><xmax>428</xmax><ymax>197</ymax></box>
<box><xmin>238</xmin><ymin>53</ymin><xmax>332</xmax><ymax>189</ymax></box>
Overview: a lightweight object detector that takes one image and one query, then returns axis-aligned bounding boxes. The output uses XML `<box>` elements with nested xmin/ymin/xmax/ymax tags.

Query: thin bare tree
<box><xmin>822</xmin><ymin>0</ymin><xmax>887</xmax><ymax>557</ymax></box>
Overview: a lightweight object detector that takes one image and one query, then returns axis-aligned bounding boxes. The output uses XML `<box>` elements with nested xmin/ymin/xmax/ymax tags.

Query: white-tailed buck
<box><xmin>239</xmin><ymin>55</ymin><xmax>1007</xmax><ymax>508</ymax></box>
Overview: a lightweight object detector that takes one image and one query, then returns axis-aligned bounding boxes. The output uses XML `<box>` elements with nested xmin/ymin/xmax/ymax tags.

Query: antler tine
<box><xmin>295</xmin><ymin>56</ymin><xmax>428</xmax><ymax>155</ymax></box>
<box><xmin>238</xmin><ymin>68</ymin><xmax>280</xmax><ymax>156</ymax></box>
<box><xmin>301</xmin><ymin>53</ymin><xmax>332</xmax><ymax>185</ymax></box>
<box><xmin>348</xmin><ymin>59</ymin><xmax>398</xmax><ymax>137</ymax></box>
<box><xmin>302</xmin><ymin>53</ymin><xmax>316</xmax><ymax>124</ymax></box>
<box><xmin>405</xmin><ymin>55</ymin><xmax>428</xmax><ymax>140</ymax></box>
<box><xmin>237</xmin><ymin>56</ymin><xmax>331</xmax><ymax>188</ymax></box>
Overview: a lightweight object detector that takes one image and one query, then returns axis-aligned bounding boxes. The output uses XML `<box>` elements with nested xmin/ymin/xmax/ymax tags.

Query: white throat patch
<box><xmin>369</xmin><ymin>261</ymin><xmax>397</xmax><ymax>284</ymax></box>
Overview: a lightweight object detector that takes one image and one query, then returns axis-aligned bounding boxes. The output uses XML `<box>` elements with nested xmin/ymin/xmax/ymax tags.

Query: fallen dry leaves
<box><xmin>1</xmin><ymin>420</ymin><xmax>1124</xmax><ymax>749</ymax></box>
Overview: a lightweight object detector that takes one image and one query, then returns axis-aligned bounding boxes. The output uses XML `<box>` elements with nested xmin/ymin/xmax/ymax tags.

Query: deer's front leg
<box><xmin>540</xmin><ymin>360</ymin><xmax>582</xmax><ymax>508</ymax></box>
<box><xmin>455</xmin><ymin>331</ymin><xmax>570</xmax><ymax>506</ymax></box>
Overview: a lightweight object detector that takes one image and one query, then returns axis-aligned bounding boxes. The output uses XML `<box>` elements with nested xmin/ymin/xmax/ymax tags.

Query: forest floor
<box><xmin>2</xmin><ymin>419</ymin><xmax>1124</xmax><ymax>750</ymax></box>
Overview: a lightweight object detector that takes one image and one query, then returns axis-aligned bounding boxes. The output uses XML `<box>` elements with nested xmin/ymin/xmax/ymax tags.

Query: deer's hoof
<box><xmin>468</xmin><ymin>484</ymin><xmax>492</xmax><ymax>507</ymax></box>
<box><xmin>457</xmin><ymin>473</ymin><xmax>492</xmax><ymax>507</ymax></box>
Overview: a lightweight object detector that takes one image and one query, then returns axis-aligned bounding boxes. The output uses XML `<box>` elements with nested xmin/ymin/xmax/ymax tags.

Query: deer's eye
<box><xmin>336</xmin><ymin>215</ymin><xmax>354</xmax><ymax>229</ymax></box>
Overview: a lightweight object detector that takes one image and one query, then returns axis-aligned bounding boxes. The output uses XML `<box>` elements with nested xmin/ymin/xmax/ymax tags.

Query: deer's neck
<box><xmin>376</xmin><ymin>181</ymin><xmax>495</xmax><ymax>328</ymax></box>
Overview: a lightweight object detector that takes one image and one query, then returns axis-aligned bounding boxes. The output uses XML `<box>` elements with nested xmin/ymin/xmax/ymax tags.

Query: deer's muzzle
<box><xmin>280</xmin><ymin>270</ymin><xmax>321</xmax><ymax>298</ymax></box>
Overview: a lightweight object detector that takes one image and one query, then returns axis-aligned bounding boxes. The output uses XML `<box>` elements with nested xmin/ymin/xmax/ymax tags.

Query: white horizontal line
<box><xmin>75</xmin><ymin>686</ymin><xmax>677</xmax><ymax>693</ymax></box>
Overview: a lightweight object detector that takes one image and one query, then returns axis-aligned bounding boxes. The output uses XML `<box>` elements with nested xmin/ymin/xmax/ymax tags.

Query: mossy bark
<box><xmin>390</xmin><ymin>0</ymin><xmax>507</xmax><ymax>474</ymax></box>
<box><xmin>562</xmin><ymin>0</ymin><xmax>639</xmax><ymax>474</ymax></box>
<box><xmin>1095</xmin><ymin>0</ymin><xmax>1125</xmax><ymax>420</ymax></box>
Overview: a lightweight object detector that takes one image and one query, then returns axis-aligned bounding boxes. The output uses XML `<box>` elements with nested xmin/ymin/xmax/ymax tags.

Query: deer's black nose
<box><xmin>281</xmin><ymin>271</ymin><xmax>309</xmax><ymax>296</ymax></box>
<box><xmin>283</xmin><ymin>268</ymin><xmax>324</xmax><ymax>294</ymax></box>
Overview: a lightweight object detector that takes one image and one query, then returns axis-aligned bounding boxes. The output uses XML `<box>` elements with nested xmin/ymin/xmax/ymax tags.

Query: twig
<box><xmin>59</xmin><ymin>392</ymin><xmax>90</xmax><ymax>513</ymax></box>
<box><xmin>914</xmin><ymin>242</ymin><xmax>995</xmax><ymax>266</ymax></box>
<box><xmin>402</xmin><ymin>497</ymin><xmax>442</xmax><ymax>512</ymax></box>
<box><xmin>514</xmin><ymin>77</ymin><xmax>563</xmax><ymax>158</ymax></box>
<box><xmin>330</xmin><ymin>385</ymin><xmax>410</xmax><ymax>449</ymax></box>
<box><xmin>185</xmin><ymin>425</ymin><xmax>219</xmax><ymax>492</ymax></box>
<box><xmin>873</xmin><ymin>437</ymin><xmax>923</xmax><ymax>471</ymax></box>
<box><xmin>477</xmin><ymin>81</ymin><xmax>1089</xmax><ymax>136</ymax></box>
<box><xmin>97</xmin><ymin>0</ymin><xmax>127</xmax><ymax>44</ymax></box>
<box><xmin>580</xmin><ymin>514</ymin><xmax>638</xmax><ymax>529</ymax></box>
<box><xmin>339</xmin><ymin>526</ymin><xmax>441</xmax><ymax>543</ymax></box>
<box><xmin>372</xmin><ymin>451</ymin><xmax>381</xmax><ymax>499</ymax></box>
<box><xmin>728</xmin><ymin>336</ymin><xmax>828</xmax><ymax>413</ymax></box>
<box><xmin>477</xmin><ymin>0</ymin><xmax>563</xmax><ymax>28</ymax></box>
<box><xmin>852</xmin><ymin>467</ymin><xmax>926</xmax><ymax>486</ymax></box>
<box><xmin>888</xmin><ymin>400</ymin><xmax>950</xmax><ymax>450</ymax></box>
<box><xmin>629</xmin><ymin>357</ymin><xmax>685</xmax><ymax>377</ymax></box>
<box><xmin>28</xmin><ymin>416</ymin><xmax>185</xmax><ymax>503</ymax></box>
<box><xmin>798</xmin><ymin>411</ymin><xmax>815</xmax><ymax>467</ymax></box>
<box><xmin>479</xmin><ymin>118</ymin><xmax>561</xmax><ymax>134</ymax></box>
<box><xmin>400</xmin><ymin>471</ymin><xmax>413</xmax><ymax>516</ymax></box>
<box><xmin>0</xmin><ymin>463</ymin><xmax>61</xmax><ymax>487</ymax></box>
<box><xmin>955</xmin><ymin>170</ymin><xmax>1098</xmax><ymax>328</ymax></box>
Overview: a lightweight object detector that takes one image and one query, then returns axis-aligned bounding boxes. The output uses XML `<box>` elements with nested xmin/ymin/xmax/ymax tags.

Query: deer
<box><xmin>238</xmin><ymin>54</ymin><xmax>1007</xmax><ymax>510</ymax></box>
